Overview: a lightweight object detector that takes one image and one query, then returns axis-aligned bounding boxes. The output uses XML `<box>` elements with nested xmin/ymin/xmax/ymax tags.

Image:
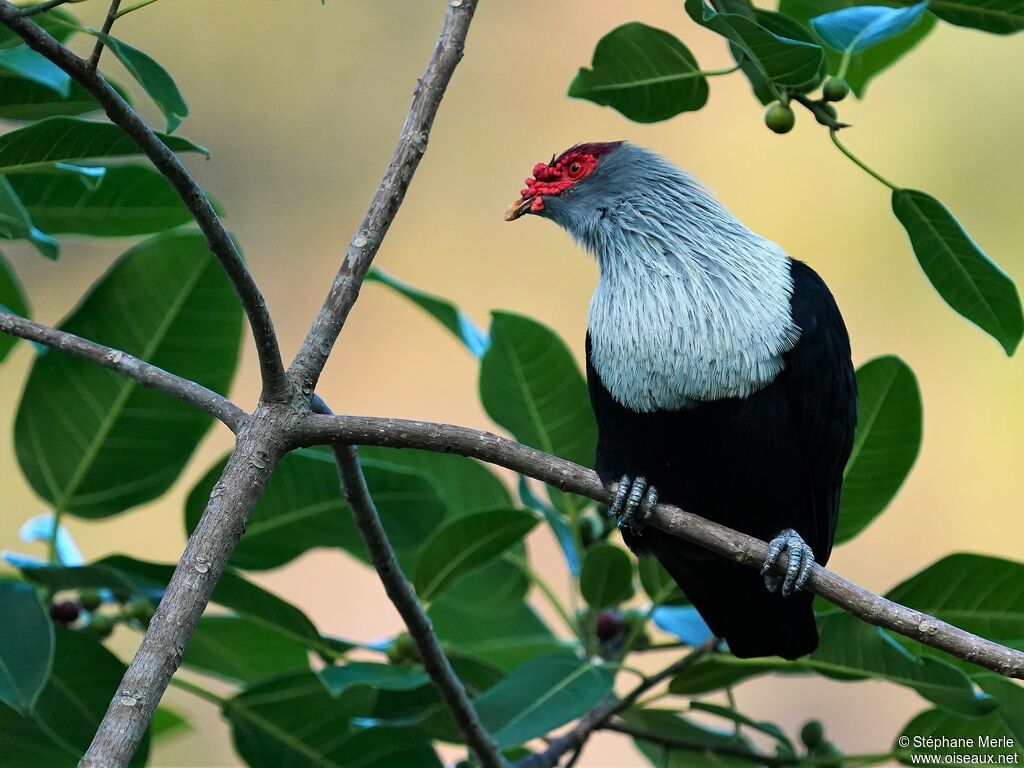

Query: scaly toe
<box><xmin>763</xmin><ymin>529</ymin><xmax>816</xmax><ymax>598</ymax></box>
<box><xmin>607</xmin><ymin>475</ymin><xmax>631</xmax><ymax>518</ymax></box>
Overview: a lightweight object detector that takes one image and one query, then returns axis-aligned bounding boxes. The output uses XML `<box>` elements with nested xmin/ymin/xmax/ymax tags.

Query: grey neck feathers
<box><xmin>567</xmin><ymin>147</ymin><xmax>800</xmax><ymax>412</ymax></box>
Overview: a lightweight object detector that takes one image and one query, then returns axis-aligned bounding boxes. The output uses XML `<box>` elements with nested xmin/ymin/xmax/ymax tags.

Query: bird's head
<box><xmin>504</xmin><ymin>141</ymin><xmax>627</xmax><ymax>228</ymax></box>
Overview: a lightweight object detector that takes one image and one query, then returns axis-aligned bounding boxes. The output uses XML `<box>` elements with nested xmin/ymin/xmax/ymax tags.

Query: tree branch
<box><xmin>287</xmin><ymin>0</ymin><xmax>477</xmax><ymax>395</ymax></box>
<box><xmin>0</xmin><ymin>2</ymin><xmax>289</xmax><ymax>402</ymax></box>
<box><xmin>514</xmin><ymin>639</ymin><xmax>719</xmax><ymax>768</ymax></box>
<box><xmin>11</xmin><ymin>0</ymin><xmax>77</xmax><ymax>17</ymax></box>
<box><xmin>292</xmin><ymin>413</ymin><xmax>1024</xmax><ymax>680</ymax></box>
<box><xmin>86</xmin><ymin>0</ymin><xmax>121</xmax><ymax>70</ymax></box>
<box><xmin>0</xmin><ymin>310</ymin><xmax>246</xmax><ymax>431</ymax></box>
<box><xmin>600</xmin><ymin>721</ymin><xmax>791</xmax><ymax>767</ymax></box>
<box><xmin>329</xmin><ymin>444</ymin><xmax>506</xmax><ymax>766</ymax></box>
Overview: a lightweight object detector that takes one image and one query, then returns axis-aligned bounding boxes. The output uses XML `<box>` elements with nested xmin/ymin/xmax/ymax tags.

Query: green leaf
<box><xmin>885</xmin><ymin>553</ymin><xmax>1024</xmax><ymax>654</ymax></box>
<box><xmin>811</xmin><ymin>3</ymin><xmax>928</xmax><ymax>53</ymax></box>
<box><xmin>927</xmin><ymin>0</ymin><xmax>1024</xmax><ymax>34</ymax></box>
<box><xmin>226</xmin><ymin>672</ymin><xmax>441</xmax><ymax>768</ymax></box>
<box><xmin>779</xmin><ymin>0</ymin><xmax>937</xmax><ymax>97</ymax></box>
<box><xmin>580</xmin><ymin>543</ymin><xmax>634</xmax><ymax>609</ymax></box>
<box><xmin>0</xmin><ymin>250</ymin><xmax>29</xmax><ymax>363</ymax></box>
<box><xmin>0</xmin><ymin>9</ymin><xmax>75</xmax><ymax>49</ymax></box>
<box><xmin>809</xmin><ymin>612</ymin><xmax>996</xmax><ymax>716</ymax></box>
<box><xmin>684</xmin><ymin>0</ymin><xmax>825</xmax><ymax>92</ymax></box>
<box><xmin>0</xmin><ymin>580</ymin><xmax>53</xmax><ymax>715</ymax></box>
<box><xmin>835</xmin><ymin>356</ymin><xmax>922</xmax><ymax>544</ymax></box>
<box><xmin>622</xmin><ymin>707</ymin><xmax>761</xmax><ymax>768</ymax></box>
<box><xmin>8</xmin><ymin>165</ymin><xmax>195</xmax><ymax>237</ymax></box>
<box><xmin>15</xmin><ymin>231</ymin><xmax>242</xmax><ymax>518</ymax></box>
<box><xmin>892</xmin><ymin>188</ymin><xmax>1023</xmax><ymax>355</ymax></box>
<box><xmin>0</xmin><ymin>176</ymin><xmax>59</xmax><ymax>259</ymax></box>
<box><xmin>0</xmin><ymin>116</ymin><xmax>207</xmax><ymax>174</ymax></box>
<box><xmin>518</xmin><ymin>476</ymin><xmax>580</xmax><ymax>575</ymax></box>
<box><xmin>19</xmin><ymin>556</ymin><xmax>332</xmax><ymax>657</ymax></box>
<box><xmin>480</xmin><ymin>311</ymin><xmax>596</xmax><ymax>469</ymax></box>
<box><xmin>689</xmin><ymin>701</ymin><xmax>794</xmax><ymax>751</ymax></box>
<box><xmin>151</xmin><ymin>706</ymin><xmax>190</xmax><ymax>742</ymax></box>
<box><xmin>0</xmin><ymin>46</ymin><xmax>70</xmax><ymax>95</ymax></box>
<box><xmin>896</xmin><ymin>677</ymin><xmax>1024</xmax><ymax>764</ymax></box>
<box><xmin>413</xmin><ymin>507</ymin><xmax>537</xmax><ymax>601</ymax></box>
<box><xmin>428</xmin><ymin>559</ymin><xmax>564</xmax><ymax>671</ymax></box>
<box><xmin>0</xmin><ymin>628</ymin><xmax>150</xmax><ymax>768</ymax></box>
<box><xmin>0</xmin><ymin>72</ymin><xmax>124</xmax><ymax>121</ymax></box>
<box><xmin>669</xmin><ymin>654</ymin><xmax>782</xmax><ymax>695</ymax></box>
<box><xmin>92</xmin><ymin>33</ymin><xmax>188</xmax><ymax>133</ymax></box>
<box><xmin>474</xmin><ymin>653</ymin><xmax>614</xmax><ymax>748</ymax></box>
<box><xmin>183</xmin><ymin>616</ymin><xmax>310</xmax><ymax>684</ymax></box>
<box><xmin>367</xmin><ymin>268</ymin><xmax>488</xmax><ymax>356</ymax></box>
<box><xmin>638</xmin><ymin>557</ymin><xmax>687</xmax><ymax>606</ymax></box>
<box><xmin>568</xmin><ymin>22</ymin><xmax>709</xmax><ymax>123</ymax></box>
<box><xmin>318</xmin><ymin>662</ymin><xmax>429</xmax><ymax>698</ymax></box>
<box><xmin>185</xmin><ymin>448</ymin><xmax>446</xmax><ymax>570</ymax></box>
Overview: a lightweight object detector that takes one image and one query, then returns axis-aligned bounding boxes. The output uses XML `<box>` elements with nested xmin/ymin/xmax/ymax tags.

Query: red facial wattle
<box><xmin>506</xmin><ymin>143</ymin><xmax>618</xmax><ymax>221</ymax></box>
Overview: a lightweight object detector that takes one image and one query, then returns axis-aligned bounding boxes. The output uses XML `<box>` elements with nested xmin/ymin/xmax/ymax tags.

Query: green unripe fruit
<box><xmin>765</xmin><ymin>103</ymin><xmax>795</xmax><ymax>134</ymax></box>
<box><xmin>815</xmin><ymin>103</ymin><xmax>839</xmax><ymax>126</ymax></box>
<box><xmin>387</xmin><ymin>632</ymin><xmax>418</xmax><ymax>665</ymax></box>
<box><xmin>127</xmin><ymin>598</ymin><xmax>155</xmax><ymax>623</ymax></box>
<box><xmin>79</xmin><ymin>588</ymin><xmax>102</xmax><ymax>611</ymax></box>
<box><xmin>88</xmin><ymin>614</ymin><xmax>115</xmax><ymax>639</ymax></box>
<box><xmin>823</xmin><ymin>77</ymin><xmax>850</xmax><ymax>102</ymax></box>
<box><xmin>800</xmin><ymin>719</ymin><xmax>826</xmax><ymax>749</ymax></box>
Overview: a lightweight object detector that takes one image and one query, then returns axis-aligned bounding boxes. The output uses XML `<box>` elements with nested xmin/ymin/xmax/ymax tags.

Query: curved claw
<box><xmin>761</xmin><ymin>528</ymin><xmax>816</xmax><ymax>597</ymax></box>
<box><xmin>607</xmin><ymin>475</ymin><xmax>659</xmax><ymax>533</ymax></box>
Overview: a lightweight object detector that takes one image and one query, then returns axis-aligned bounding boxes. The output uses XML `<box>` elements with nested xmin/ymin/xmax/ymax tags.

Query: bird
<box><xmin>505</xmin><ymin>142</ymin><xmax>856</xmax><ymax>660</ymax></box>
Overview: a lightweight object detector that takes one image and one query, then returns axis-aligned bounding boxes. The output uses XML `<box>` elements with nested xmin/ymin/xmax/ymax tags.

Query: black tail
<box><xmin>646</xmin><ymin>536</ymin><xmax>818</xmax><ymax>661</ymax></box>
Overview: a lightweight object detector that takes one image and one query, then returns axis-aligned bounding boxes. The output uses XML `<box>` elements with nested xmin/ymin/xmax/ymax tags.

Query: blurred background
<box><xmin>1</xmin><ymin>1</ymin><xmax>1021</xmax><ymax>765</ymax></box>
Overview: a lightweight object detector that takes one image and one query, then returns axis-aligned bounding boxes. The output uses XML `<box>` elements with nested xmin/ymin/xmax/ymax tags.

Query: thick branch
<box><xmin>293</xmin><ymin>413</ymin><xmax>1024</xmax><ymax>680</ymax></box>
<box><xmin>80</xmin><ymin>409</ymin><xmax>288</xmax><ymax>768</ymax></box>
<box><xmin>287</xmin><ymin>0</ymin><xmax>477</xmax><ymax>394</ymax></box>
<box><xmin>0</xmin><ymin>310</ymin><xmax>246</xmax><ymax>431</ymax></box>
<box><xmin>0</xmin><ymin>2</ymin><xmax>289</xmax><ymax>401</ymax></box>
<box><xmin>330</xmin><ymin>442</ymin><xmax>505</xmax><ymax>768</ymax></box>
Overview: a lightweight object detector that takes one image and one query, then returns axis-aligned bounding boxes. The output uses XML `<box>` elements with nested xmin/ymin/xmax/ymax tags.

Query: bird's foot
<box><xmin>608</xmin><ymin>475</ymin><xmax>658</xmax><ymax>534</ymax></box>
<box><xmin>761</xmin><ymin>528</ymin><xmax>815</xmax><ymax>597</ymax></box>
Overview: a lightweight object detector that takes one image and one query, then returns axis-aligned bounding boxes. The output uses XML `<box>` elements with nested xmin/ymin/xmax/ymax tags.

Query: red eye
<box><xmin>567</xmin><ymin>161</ymin><xmax>583</xmax><ymax>178</ymax></box>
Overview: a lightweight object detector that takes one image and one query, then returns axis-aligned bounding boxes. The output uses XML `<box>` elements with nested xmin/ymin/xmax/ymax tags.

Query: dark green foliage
<box><xmin>579</xmin><ymin>543</ymin><xmax>634</xmax><ymax>608</ymax></box>
<box><xmin>0</xmin><ymin>580</ymin><xmax>53</xmax><ymax>715</ymax></box>
<box><xmin>0</xmin><ymin>250</ymin><xmax>27</xmax><ymax>362</ymax></box>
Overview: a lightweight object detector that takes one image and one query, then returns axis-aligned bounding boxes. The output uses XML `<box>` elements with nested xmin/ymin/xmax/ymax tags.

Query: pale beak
<box><xmin>504</xmin><ymin>196</ymin><xmax>534</xmax><ymax>222</ymax></box>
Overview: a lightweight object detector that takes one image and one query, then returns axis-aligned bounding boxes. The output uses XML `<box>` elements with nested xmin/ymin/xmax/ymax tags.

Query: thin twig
<box><xmin>86</xmin><ymin>0</ymin><xmax>120</xmax><ymax>69</ymax></box>
<box><xmin>292</xmin><ymin>412</ymin><xmax>1024</xmax><ymax>680</ymax></box>
<box><xmin>0</xmin><ymin>1</ymin><xmax>289</xmax><ymax>402</ymax></box>
<box><xmin>602</xmin><ymin>721</ymin><xmax>788</xmax><ymax>767</ymax></box>
<box><xmin>0</xmin><ymin>311</ymin><xmax>247</xmax><ymax>431</ymax></box>
<box><xmin>514</xmin><ymin>640</ymin><xmax>719</xmax><ymax>768</ymax></box>
<box><xmin>13</xmin><ymin>0</ymin><xmax>76</xmax><ymax>17</ymax></box>
<box><xmin>287</xmin><ymin>0</ymin><xmax>477</xmax><ymax>395</ymax></box>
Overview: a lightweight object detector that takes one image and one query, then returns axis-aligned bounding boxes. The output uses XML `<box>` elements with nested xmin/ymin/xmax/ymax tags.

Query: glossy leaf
<box><xmin>480</xmin><ymin>311</ymin><xmax>596</xmax><ymax>469</ymax></box>
<box><xmin>623</xmin><ymin>707</ymin><xmax>762</xmax><ymax>768</ymax></box>
<box><xmin>367</xmin><ymin>268</ymin><xmax>488</xmax><ymax>356</ymax></box>
<box><xmin>413</xmin><ymin>507</ymin><xmax>537</xmax><ymax>601</ymax></box>
<box><xmin>885</xmin><ymin>553</ymin><xmax>1024</xmax><ymax>654</ymax></box>
<box><xmin>811</xmin><ymin>3</ymin><xmax>928</xmax><ymax>53</ymax></box>
<box><xmin>927</xmin><ymin>0</ymin><xmax>1024</xmax><ymax>34</ymax></box>
<box><xmin>0</xmin><ymin>117</ymin><xmax>207</xmax><ymax>174</ymax></box>
<box><xmin>779</xmin><ymin>0</ymin><xmax>937</xmax><ymax>96</ymax></box>
<box><xmin>226</xmin><ymin>671</ymin><xmax>441</xmax><ymax>768</ymax></box>
<box><xmin>8</xmin><ymin>165</ymin><xmax>195</xmax><ymax>237</ymax></box>
<box><xmin>15</xmin><ymin>231</ymin><xmax>242</xmax><ymax>518</ymax></box>
<box><xmin>835</xmin><ymin>356</ymin><xmax>922</xmax><ymax>544</ymax></box>
<box><xmin>183</xmin><ymin>616</ymin><xmax>310</xmax><ymax>684</ymax></box>
<box><xmin>651</xmin><ymin>605</ymin><xmax>714</xmax><ymax>646</ymax></box>
<box><xmin>428</xmin><ymin>559</ymin><xmax>563</xmax><ymax>670</ymax></box>
<box><xmin>18</xmin><ymin>556</ymin><xmax>332</xmax><ymax>656</ymax></box>
<box><xmin>638</xmin><ymin>557</ymin><xmax>686</xmax><ymax>605</ymax></box>
<box><xmin>685</xmin><ymin>0</ymin><xmax>825</xmax><ymax>91</ymax></box>
<box><xmin>185</xmin><ymin>448</ymin><xmax>446</xmax><ymax>570</ymax></box>
<box><xmin>579</xmin><ymin>543</ymin><xmax>634</xmax><ymax>609</ymax></box>
<box><xmin>0</xmin><ymin>250</ymin><xmax>29</xmax><ymax>363</ymax></box>
<box><xmin>0</xmin><ymin>46</ymin><xmax>69</xmax><ymax>95</ymax></box>
<box><xmin>0</xmin><ymin>73</ymin><xmax>120</xmax><ymax>120</ymax></box>
<box><xmin>0</xmin><ymin>176</ymin><xmax>59</xmax><ymax>259</ymax></box>
<box><xmin>0</xmin><ymin>628</ymin><xmax>149</xmax><ymax>768</ymax></box>
<box><xmin>474</xmin><ymin>653</ymin><xmax>614</xmax><ymax>748</ymax></box>
<box><xmin>318</xmin><ymin>662</ymin><xmax>429</xmax><ymax>698</ymax></box>
<box><xmin>94</xmin><ymin>33</ymin><xmax>188</xmax><ymax>133</ymax></box>
<box><xmin>669</xmin><ymin>654</ymin><xmax>789</xmax><ymax>695</ymax></box>
<box><xmin>893</xmin><ymin>189</ymin><xmax>1023</xmax><ymax>355</ymax></box>
<box><xmin>568</xmin><ymin>22</ymin><xmax>708</xmax><ymax>123</ymax></box>
<box><xmin>0</xmin><ymin>580</ymin><xmax>53</xmax><ymax>715</ymax></box>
